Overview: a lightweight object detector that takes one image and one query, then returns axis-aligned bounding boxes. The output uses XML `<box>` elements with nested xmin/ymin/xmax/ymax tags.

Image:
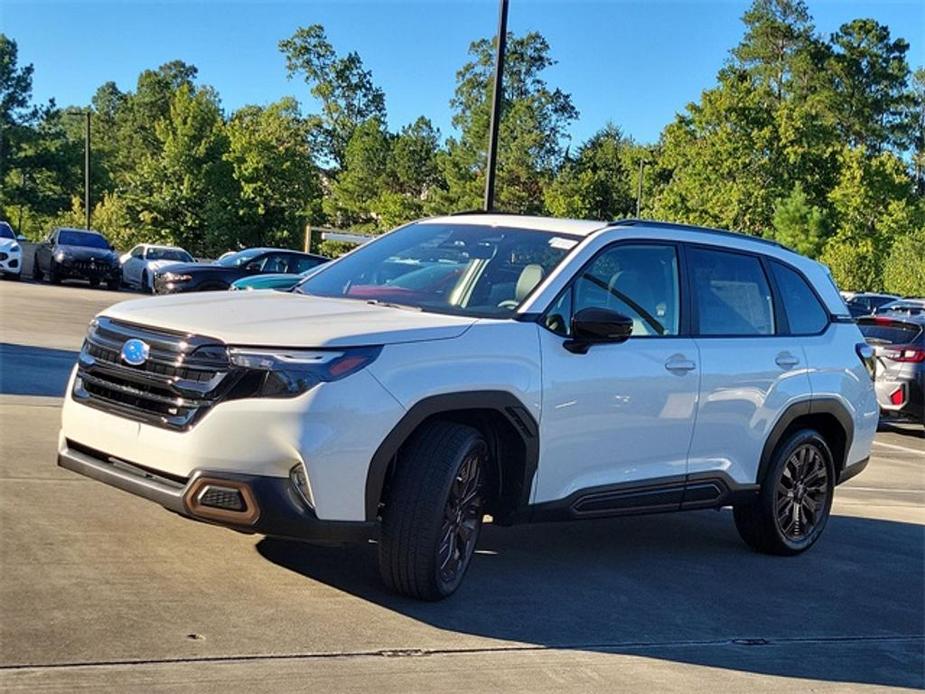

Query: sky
<box><xmin>3</xmin><ymin>0</ymin><xmax>923</xmax><ymax>146</ymax></box>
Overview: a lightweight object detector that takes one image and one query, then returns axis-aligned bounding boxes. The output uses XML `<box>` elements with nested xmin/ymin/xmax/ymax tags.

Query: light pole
<box><xmin>635</xmin><ymin>158</ymin><xmax>648</xmax><ymax>218</ymax></box>
<box><xmin>483</xmin><ymin>0</ymin><xmax>509</xmax><ymax>212</ymax></box>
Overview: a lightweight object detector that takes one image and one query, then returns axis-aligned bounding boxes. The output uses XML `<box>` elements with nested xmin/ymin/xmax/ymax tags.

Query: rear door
<box><xmin>686</xmin><ymin>246</ymin><xmax>812</xmax><ymax>485</ymax></box>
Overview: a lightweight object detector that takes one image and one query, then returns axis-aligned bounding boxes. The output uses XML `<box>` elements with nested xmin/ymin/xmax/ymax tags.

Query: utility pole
<box><xmin>84</xmin><ymin>110</ymin><xmax>91</xmax><ymax>230</ymax></box>
<box><xmin>635</xmin><ymin>158</ymin><xmax>646</xmax><ymax>217</ymax></box>
<box><xmin>483</xmin><ymin>0</ymin><xmax>509</xmax><ymax>212</ymax></box>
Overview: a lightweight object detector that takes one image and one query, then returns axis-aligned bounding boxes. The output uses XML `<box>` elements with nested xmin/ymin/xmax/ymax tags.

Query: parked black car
<box><xmin>843</xmin><ymin>292</ymin><xmax>900</xmax><ymax>317</ymax></box>
<box><xmin>33</xmin><ymin>228</ymin><xmax>121</xmax><ymax>289</ymax></box>
<box><xmin>858</xmin><ymin>315</ymin><xmax>925</xmax><ymax>429</ymax></box>
<box><xmin>153</xmin><ymin>247</ymin><xmax>328</xmax><ymax>294</ymax></box>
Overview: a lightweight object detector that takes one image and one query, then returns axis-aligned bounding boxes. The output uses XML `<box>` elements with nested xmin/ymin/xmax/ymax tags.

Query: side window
<box><xmin>260</xmin><ymin>254</ymin><xmax>289</xmax><ymax>273</ymax></box>
<box><xmin>689</xmin><ymin>247</ymin><xmax>774</xmax><ymax>336</ymax></box>
<box><xmin>288</xmin><ymin>255</ymin><xmax>323</xmax><ymax>274</ymax></box>
<box><xmin>770</xmin><ymin>261</ymin><xmax>829</xmax><ymax>335</ymax></box>
<box><xmin>546</xmin><ymin>244</ymin><xmax>681</xmax><ymax>337</ymax></box>
<box><xmin>130</xmin><ymin>246</ymin><xmax>144</xmax><ymax>259</ymax></box>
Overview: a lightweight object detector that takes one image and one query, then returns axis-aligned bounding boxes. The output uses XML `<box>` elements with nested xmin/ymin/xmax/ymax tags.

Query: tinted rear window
<box><xmin>770</xmin><ymin>262</ymin><xmax>828</xmax><ymax>335</ymax></box>
<box><xmin>858</xmin><ymin>322</ymin><xmax>923</xmax><ymax>345</ymax></box>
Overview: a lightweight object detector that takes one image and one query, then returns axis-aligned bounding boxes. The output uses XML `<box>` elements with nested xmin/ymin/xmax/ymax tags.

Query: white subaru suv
<box><xmin>59</xmin><ymin>215</ymin><xmax>878</xmax><ymax>600</ymax></box>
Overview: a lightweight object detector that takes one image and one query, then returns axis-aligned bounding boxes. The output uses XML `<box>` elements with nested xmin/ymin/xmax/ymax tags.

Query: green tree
<box><xmin>127</xmin><ymin>84</ymin><xmax>237</xmax><ymax>254</ymax></box>
<box><xmin>324</xmin><ymin>117</ymin><xmax>391</xmax><ymax>229</ymax></box>
<box><xmin>820</xmin><ymin>146</ymin><xmax>915</xmax><ymax>289</ymax></box>
<box><xmin>544</xmin><ymin>124</ymin><xmax>635</xmax><ymax>220</ymax></box>
<box><xmin>433</xmin><ymin>31</ymin><xmax>578</xmax><ymax>214</ymax></box>
<box><xmin>826</xmin><ymin>19</ymin><xmax>912</xmax><ymax>152</ymax></box>
<box><xmin>883</xmin><ymin>226</ymin><xmax>925</xmax><ymax>296</ymax></box>
<box><xmin>730</xmin><ymin>0</ymin><xmax>817</xmax><ymax>103</ymax></box>
<box><xmin>225</xmin><ymin>97</ymin><xmax>322</xmax><ymax>248</ymax></box>
<box><xmin>279</xmin><ymin>25</ymin><xmax>386</xmax><ymax>170</ymax></box>
<box><xmin>771</xmin><ymin>183</ymin><xmax>828</xmax><ymax>256</ymax></box>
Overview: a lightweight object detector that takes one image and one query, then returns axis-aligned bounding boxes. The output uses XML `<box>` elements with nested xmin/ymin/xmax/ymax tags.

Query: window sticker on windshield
<box><xmin>548</xmin><ymin>237</ymin><xmax>578</xmax><ymax>250</ymax></box>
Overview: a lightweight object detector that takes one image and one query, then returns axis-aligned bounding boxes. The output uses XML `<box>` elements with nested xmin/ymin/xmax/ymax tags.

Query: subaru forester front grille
<box><xmin>73</xmin><ymin>317</ymin><xmax>236</xmax><ymax>430</ymax></box>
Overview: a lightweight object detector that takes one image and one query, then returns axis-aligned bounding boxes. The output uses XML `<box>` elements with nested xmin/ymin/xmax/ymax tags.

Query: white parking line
<box><xmin>872</xmin><ymin>440</ymin><xmax>924</xmax><ymax>455</ymax></box>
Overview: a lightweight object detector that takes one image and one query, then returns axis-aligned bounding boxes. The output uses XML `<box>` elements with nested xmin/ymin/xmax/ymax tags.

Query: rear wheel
<box><xmin>378</xmin><ymin>421</ymin><xmax>487</xmax><ymax>600</ymax></box>
<box><xmin>734</xmin><ymin>429</ymin><xmax>834</xmax><ymax>555</ymax></box>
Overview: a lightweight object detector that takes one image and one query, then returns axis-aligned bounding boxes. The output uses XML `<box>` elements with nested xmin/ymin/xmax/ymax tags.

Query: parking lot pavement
<box><xmin>1</xmin><ymin>280</ymin><xmax>923</xmax><ymax>692</ymax></box>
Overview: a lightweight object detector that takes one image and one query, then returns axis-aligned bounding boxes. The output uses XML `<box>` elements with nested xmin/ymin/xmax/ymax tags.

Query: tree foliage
<box><xmin>1</xmin><ymin>5</ymin><xmax>922</xmax><ymax>286</ymax></box>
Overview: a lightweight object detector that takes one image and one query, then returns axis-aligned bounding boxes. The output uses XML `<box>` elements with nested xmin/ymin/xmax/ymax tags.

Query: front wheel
<box><xmin>378</xmin><ymin>421</ymin><xmax>488</xmax><ymax>600</ymax></box>
<box><xmin>48</xmin><ymin>260</ymin><xmax>60</xmax><ymax>284</ymax></box>
<box><xmin>734</xmin><ymin>429</ymin><xmax>834</xmax><ymax>555</ymax></box>
<box><xmin>32</xmin><ymin>255</ymin><xmax>43</xmax><ymax>281</ymax></box>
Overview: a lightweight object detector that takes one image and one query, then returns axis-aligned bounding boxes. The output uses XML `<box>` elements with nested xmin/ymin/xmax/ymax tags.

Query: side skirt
<box><xmin>528</xmin><ymin>472</ymin><xmax>759</xmax><ymax>524</ymax></box>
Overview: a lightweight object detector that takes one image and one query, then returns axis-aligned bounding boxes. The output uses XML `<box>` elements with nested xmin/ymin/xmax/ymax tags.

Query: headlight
<box><xmin>54</xmin><ymin>251</ymin><xmax>67</xmax><ymax>262</ymax></box>
<box><xmin>10</xmin><ymin>243</ymin><xmax>19</xmax><ymax>252</ymax></box>
<box><xmin>227</xmin><ymin>346</ymin><xmax>381</xmax><ymax>398</ymax></box>
<box><xmin>162</xmin><ymin>272</ymin><xmax>192</xmax><ymax>282</ymax></box>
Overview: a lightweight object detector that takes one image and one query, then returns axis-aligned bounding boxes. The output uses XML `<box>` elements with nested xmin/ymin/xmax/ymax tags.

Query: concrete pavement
<box><xmin>1</xmin><ymin>279</ymin><xmax>922</xmax><ymax>692</ymax></box>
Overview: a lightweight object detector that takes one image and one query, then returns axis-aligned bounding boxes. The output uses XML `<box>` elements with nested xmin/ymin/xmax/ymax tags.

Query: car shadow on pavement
<box><xmin>258</xmin><ymin>509</ymin><xmax>924</xmax><ymax>689</ymax></box>
<box><xmin>0</xmin><ymin>343</ymin><xmax>77</xmax><ymax>396</ymax></box>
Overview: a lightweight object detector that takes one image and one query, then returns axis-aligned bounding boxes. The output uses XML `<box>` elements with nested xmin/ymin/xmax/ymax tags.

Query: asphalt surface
<box><xmin>1</xmin><ymin>279</ymin><xmax>923</xmax><ymax>692</ymax></box>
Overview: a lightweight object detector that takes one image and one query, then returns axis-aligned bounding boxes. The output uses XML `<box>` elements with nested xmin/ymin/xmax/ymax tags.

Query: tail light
<box><xmin>889</xmin><ymin>387</ymin><xmax>905</xmax><ymax>406</ymax></box>
<box><xmin>882</xmin><ymin>346</ymin><xmax>925</xmax><ymax>363</ymax></box>
<box><xmin>855</xmin><ymin>343</ymin><xmax>876</xmax><ymax>380</ymax></box>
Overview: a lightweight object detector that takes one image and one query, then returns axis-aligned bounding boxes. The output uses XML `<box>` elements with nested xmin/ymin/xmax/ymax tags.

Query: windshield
<box><xmin>297</xmin><ymin>222</ymin><xmax>582</xmax><ymax>317</ymax></box>
<box><xmin>0</xmin><ymin>223</ymin><xmax>14</xmax><ymax>240</ymax></box>
<box><xmin>149</xmin><ymin>248</ymin><xmax>193</xmax><ymax>262</ymax></box>
<box><xmin>215</xmin><ymin>248</ymin><xmax>266</xmax><ymax>267</ymax></box>
<box><xmin>58</xmin><ymin>230</ymin><xmax>110</xmax><ymax>249</ymax></box>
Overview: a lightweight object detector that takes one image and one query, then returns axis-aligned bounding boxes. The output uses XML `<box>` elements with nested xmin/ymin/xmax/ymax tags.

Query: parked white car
<box><xmin>0</xmin><ymin>221</ymin><xmax>23</xmax><ymax>279</ymax></box>
<box><xmin>120</xmin><ymin>244</ymin><xmax>194</xmax><ymax>292</ymax></box>
<box><xmin>58</xmin><ymin>215</ymin><xmax>878</xmax><ymax>600</ymax></box>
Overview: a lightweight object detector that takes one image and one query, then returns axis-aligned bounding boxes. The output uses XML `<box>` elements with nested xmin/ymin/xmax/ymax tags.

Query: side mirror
<box><xmin>16</xmin><ymin>234</ymin><xmax>26</xmax><ymax>242</ymax></box>
<box><xmin>564</xmin><ymin>308</ymin><xmax>634</xmax><ymax>354</ymax></box>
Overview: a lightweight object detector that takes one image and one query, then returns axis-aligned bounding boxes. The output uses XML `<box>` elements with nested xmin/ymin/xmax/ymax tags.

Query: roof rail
<box><xmin>608</xmin><ymin>218</ymin><xmax>788</xmax><ymax>250</ymax></box>
<box><xmin>449</xmin><ymin>209</ymin><xmax>521</xmax><ymax>216</ymax></box>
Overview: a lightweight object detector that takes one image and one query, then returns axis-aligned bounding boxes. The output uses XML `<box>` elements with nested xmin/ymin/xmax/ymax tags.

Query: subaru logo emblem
<box><xmin>121</xmin><ymin>338</ymin><xmax>150</xmax><ymax>366</ymax></box>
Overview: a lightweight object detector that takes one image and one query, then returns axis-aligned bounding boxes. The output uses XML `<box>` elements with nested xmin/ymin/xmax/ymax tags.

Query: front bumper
<box><xmin>58</xmin><ymin>440</ymin><xmax>375</xmax><ymax>543</ymax></box>
<box><xmin>57</xmin><ymin>261</ymin><xmax>120</xmax><ymax>281</ymax></box>
<box><xmin>0</xmin><ymin>251</ymin><xmax>21</xmax><ymax>275</ymax></box>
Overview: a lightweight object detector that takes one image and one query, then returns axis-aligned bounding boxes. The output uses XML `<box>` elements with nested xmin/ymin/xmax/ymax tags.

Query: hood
<box><xmin>59</xmin><ymin>245</ymin><xmax>118</xmax><ymax>263</ymax></box>
<box><xmin>146</xmin><ymin>259</ymin><xmax>189</xmax><ymax>272</ymax></box>
<box><xmin>100</xmin><ymin>291</ymin><xmax>478</xmax><ymax>347</ymax></box>
<box><xmin>154</xmin><ymin>261</ymin><xmax>216</xmax><ymax>274</ymax></box>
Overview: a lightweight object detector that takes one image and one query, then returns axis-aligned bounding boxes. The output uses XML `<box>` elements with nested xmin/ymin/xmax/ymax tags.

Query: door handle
<box><xmin>775</xmin><ymin>352</ymin><xmax>800</xmax><ymax>369</ymax></box>
<box><xmin>665</xmin><ymin>356</ymin><xmax>696</xmax><ymax>373</ymax></box>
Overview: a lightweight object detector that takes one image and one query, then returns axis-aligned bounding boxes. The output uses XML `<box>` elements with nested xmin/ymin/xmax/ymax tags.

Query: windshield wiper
<box><xmin>365</xmin><ymin>299</ymin><xmax>423</xmax><ymax>312</ymax></box>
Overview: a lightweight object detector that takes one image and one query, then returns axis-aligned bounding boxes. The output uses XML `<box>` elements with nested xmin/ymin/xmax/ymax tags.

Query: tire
<box><xmin>378</xmin><ymin>421</ymin><xmax>488</xmax><ymax>600</ymax></box>
<box><xmin>48</xmin><ymin>260</ymin><xmax>60</xmax><ymax>284</ymax></box>
<box><xmin>107</xmin><ymin>278</ymin><xmax>120</xmax><ymax>291</ymax></box>
<box><xmin>734</xmin><ymin>429</ymin><xmax>835</xmax><ymax>556</ymax></box>
<box><xmin>141</xmin><ymin>271</ymin><xmax>150</xmax><ymax>293</ymax></box>
<box><xmin>88</xmin><ymin>278</ymin><xmax>100</xmax><ymax>288</ymax></box>
<box><xmin>32</xmin><ymin>255</ymin><xmax>43</xmax><ymax>281</ymax></box>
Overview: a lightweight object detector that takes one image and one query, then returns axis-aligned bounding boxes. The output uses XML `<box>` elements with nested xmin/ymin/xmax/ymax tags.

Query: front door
<box><xmin>535</xmin><ymin>243</ymin><xmax>700</xmax><ymax>511</ymax></box>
